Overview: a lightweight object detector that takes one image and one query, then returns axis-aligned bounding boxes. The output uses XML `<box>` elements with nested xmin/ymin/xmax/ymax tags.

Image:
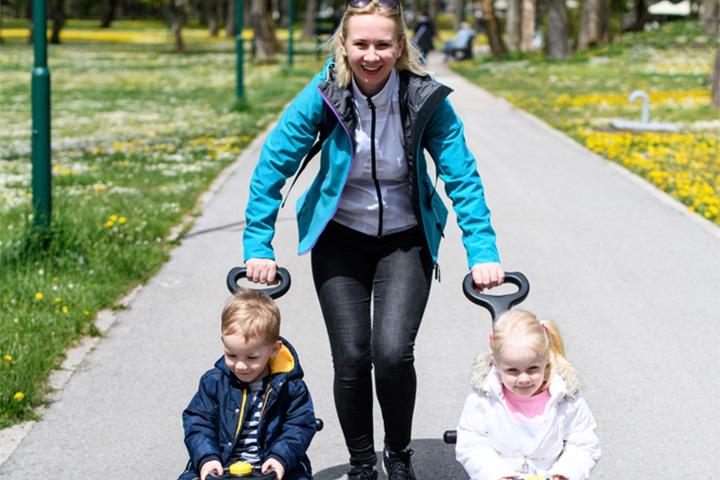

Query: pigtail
<box><xmin>542</xmin><ymin>320</ymin><xmax>581</xmax><ymax>392</ymax></box>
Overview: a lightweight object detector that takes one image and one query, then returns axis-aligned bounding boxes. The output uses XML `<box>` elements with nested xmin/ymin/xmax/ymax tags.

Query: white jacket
<box><xmin>455</xmin><ymin>354</ymin><xmax>600</xmax><ymax>480</ymax></box>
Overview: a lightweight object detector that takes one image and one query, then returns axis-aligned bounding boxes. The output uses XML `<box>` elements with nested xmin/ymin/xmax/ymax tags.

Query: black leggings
<box><xmin>311</xmin><ymin>221</ymin><xmax>433</xmax><ymax>466</ymax></box>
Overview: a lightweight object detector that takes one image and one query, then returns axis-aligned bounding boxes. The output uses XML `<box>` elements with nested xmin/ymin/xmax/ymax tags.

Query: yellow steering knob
<box><xmin>228</xmin><ymin>461</ymin><xmax>254</xmax><ymax>475</ymax></box>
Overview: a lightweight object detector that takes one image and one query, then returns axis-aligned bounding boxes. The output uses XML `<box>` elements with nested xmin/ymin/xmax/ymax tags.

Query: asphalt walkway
<box><xmin>1</xmin><ymin>52</ymin><xmax>719</xmax><ymax>479</ymax></box>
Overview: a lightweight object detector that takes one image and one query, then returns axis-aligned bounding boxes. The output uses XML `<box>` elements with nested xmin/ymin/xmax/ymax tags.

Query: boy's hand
<box><xmin>262</xmin><ymin>458</ymin><xmax>285</xmax><ymax>479</ymax></box>
<box><xmin>471</xmin><ymin>262</ymin><xmax>504</xmax><ymax>291</ymax></box>
<box><xmin>200</xmin><ymin>460</ymin><xmax>223</xmax><ymax>480</ymax></box>
<box><xmin>246</xmin><ymin>258</ymin><xmax>278</xmax><ymax>285</ymax></box>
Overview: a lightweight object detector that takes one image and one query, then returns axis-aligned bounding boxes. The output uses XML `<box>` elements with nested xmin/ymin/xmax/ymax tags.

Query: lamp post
<box><xmin>235</xmin><ymin>0</ymin><xmax>245</xmax><ymax>104</ymax></box>
<box><xmin>31</xmin><ymin>0</ymin><xmax>51</xmax><ymax>229</ymax></box>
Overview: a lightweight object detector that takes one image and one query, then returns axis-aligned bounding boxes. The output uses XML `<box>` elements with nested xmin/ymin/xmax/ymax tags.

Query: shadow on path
<box><xmin>313</xmin><ymin>439</ymin><xmax>467</xmax><ymax>480</ymax></box>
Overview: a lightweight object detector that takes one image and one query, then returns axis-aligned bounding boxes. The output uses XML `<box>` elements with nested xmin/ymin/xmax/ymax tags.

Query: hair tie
<box><xmin>540</xmin><ymin>321</ymin><xmax>548</xmax><ymax>333</ymax></box>
<box><xmin>488</xmin><ymin>333</ymin><xmax>494</xmax><ymax>348</ymax></box>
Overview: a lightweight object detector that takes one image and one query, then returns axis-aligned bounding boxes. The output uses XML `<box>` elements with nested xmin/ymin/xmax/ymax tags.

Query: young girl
<box><xmin>456</xmin><ymin>310</ymin><xmax>600</xmax><ymax>480</ymax></box>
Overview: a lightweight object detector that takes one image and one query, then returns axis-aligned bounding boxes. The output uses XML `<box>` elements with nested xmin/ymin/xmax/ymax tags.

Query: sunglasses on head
<box><xmin>347</xmin><ymin>0</ymin><xmax>401</xmax><ymax>9</ymax></box>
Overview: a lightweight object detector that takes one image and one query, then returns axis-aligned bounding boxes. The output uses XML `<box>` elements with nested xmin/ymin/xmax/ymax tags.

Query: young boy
<box><xmin>178</xmin><ymin>290</ymin><xmax>316</xmax><ymax>480</ymax></box>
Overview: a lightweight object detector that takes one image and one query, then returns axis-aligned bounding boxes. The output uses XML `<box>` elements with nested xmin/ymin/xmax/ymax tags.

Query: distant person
<box><xmin>178</xmin><ymin>290</ymin><xmax>316</xmax><ymax>480</ymax></box>
<box><xmin>443</xmin><ymin>21</ymin><xmax>476</xmax><ymax>61</ymax></box>
<box><xmin>412</xmin><ymin>11</ymin><xmax>436</xmax><ymax>63</ymax></box>
<box><xmin>455</xmin><ymin>310</ymin><xmax>601</xmax><ymax>480</ymax></box>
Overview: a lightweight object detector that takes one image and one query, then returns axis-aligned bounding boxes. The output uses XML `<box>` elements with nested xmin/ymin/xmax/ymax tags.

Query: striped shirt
<box><xmin>229</xmin><ymin>376</ymin><xmax>269</xmax><ymax>465</ymax></box>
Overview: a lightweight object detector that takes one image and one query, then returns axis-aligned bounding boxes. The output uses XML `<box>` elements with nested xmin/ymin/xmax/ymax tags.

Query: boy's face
<box><xmin>222</xmin><ymin>334</ymin><xmax>281</xmax><ymax>383</ymax></box>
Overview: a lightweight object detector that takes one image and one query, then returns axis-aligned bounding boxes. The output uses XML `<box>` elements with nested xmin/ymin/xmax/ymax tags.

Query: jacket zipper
<box><xmin>366</xmin><ymin>96</ymin><xmax>384</xmax><ymax>237</ymax></box>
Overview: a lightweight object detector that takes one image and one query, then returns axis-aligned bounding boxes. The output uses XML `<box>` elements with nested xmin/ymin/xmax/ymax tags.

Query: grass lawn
<box><xmin>0</xmin><ymin>24</ymin><xmax>324</xmax><ymax>428</ymax></box>
<box><xmin>452</xmin><ymin>21</ymin><xmax>719</xmax><ymax>224</ymax></box>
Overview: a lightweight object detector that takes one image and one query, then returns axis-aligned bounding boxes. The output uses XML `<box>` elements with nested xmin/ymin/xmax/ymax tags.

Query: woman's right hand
<box><xmin>246</xmin><ymin>258</ymin><xmax>278</xmax><ymax>285</ymax></box>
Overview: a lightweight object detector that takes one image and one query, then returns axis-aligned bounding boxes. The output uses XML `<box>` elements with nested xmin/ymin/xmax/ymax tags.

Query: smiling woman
<box><xmin>241</xmin><ymin>2</ymin><xmax>505</xmax><ymax>479</ymax></box>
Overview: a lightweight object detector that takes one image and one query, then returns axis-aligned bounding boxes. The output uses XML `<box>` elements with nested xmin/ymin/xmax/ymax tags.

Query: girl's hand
<box><xmin>199</xmin><ymin>460</ymin><xmax>223</xmax><ymax>480</ymax></box>
<box><xmin>471</xmin><ymin>262</ymin><xmax>504</xmax><ymax>292</ymax></box>
<box><xmin>262</xmin><ymin>458</ymin><xmax>285</xmax><ymax>479</ymax></box>
<box><xmin>246</xmin><ymin>258</ymin><xmax>277</xmax><ymax>285</ymax></box>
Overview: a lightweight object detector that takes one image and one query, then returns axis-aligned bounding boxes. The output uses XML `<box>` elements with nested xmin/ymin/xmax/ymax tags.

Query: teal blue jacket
<box><xmin>243</xmin><ymin>62</ymin><xmax>499</xmax><ymax>268</ymax></box>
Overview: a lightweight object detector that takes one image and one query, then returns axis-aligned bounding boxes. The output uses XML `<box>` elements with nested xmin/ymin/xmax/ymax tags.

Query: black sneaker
<box><xmin>383</xmin><ymin>448</ymin><xmax>416</xmax><ymax>480</ymax></box>
<box><xmin>347</xmin><ymin>464</ymin><xmax>378</xmax><ymax>480</ymax></box>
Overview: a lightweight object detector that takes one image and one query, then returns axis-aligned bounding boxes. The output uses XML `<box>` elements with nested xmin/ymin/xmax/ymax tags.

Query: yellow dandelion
<box><xmin>118</xmin><ymin>216</ymin><xmax>127</xmax><ymax>225</ymax></box>
<box><xmin>54</xmin><ymin>297</ymin><xmax>62</xmax><ymax>303</ymax></box>
<box><xmin>34</xmin><ymin>292</ymin><xmax>44</xmax><ymax>301</ymax></box>
<box><xmin>61</xmin><ymin>306</ymin><xmax>69</xmax><ymax>314</ymax></box>
<box><xmin>105</xmin><ymin>220</ymin><xmax>114</xmax><ymax>228</ymax></box>
<box><xmin>109</xmin><ymin>214</ymin><xmax>118</xmax><ymax>222</ymax></box>
<box><xmin>3</xmin><ymin>354</ymin><xmax>12</xmax><ymax>362</ymax></box>
<box><xmin>13</xmin><ymin>392</ymin><xmax>25</xmax><ymax>401</ymax></box>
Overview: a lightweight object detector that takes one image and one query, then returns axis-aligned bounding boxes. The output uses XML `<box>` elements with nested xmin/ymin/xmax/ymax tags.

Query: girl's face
<box><xmin>341</xmin><ymin>13</ymin><xmax>403</xmax><ymax>97</ymax></box>
<box><xmin>493</xmin><ymin>344</ymin><xmax>548</xmax><ymax>397</ymax></box>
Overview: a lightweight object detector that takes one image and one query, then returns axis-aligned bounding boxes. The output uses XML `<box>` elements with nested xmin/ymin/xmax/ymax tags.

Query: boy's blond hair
<box><xmin>221</xmin><ymin>290</ymin><xmax>280</xmax><ymax>344</ymax></box>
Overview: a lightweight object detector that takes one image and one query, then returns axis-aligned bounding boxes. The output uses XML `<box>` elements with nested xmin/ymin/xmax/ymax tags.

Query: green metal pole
<box><xmin>31</xmin><ymin>0</ymin><xmax>51</xmax><ymax>229</ymax></box>
<box><xmin>235</xmin><ymin>0</ymin><xmax>245</xmax><ymax>103</ymax></box>
<box><xmin>288</xmin><ymin>0</ymin><xmax>295</xmax><ymax>68</ymax></box>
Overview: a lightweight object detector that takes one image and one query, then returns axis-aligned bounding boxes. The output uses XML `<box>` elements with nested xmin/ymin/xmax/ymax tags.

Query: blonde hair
<box><xmin>221</xmin><ymin>290</ymin><xmax>280</xmax><ymax>344</ymax></box>
<box><xmin>491</xmin><ymin>309</ymin><xmax>575</xmax><ymax>385</ymax></box>
<box><xmin>330</xmin><ymin>0</ymin><xmax>428</xmax><ymax>88</ymax></box>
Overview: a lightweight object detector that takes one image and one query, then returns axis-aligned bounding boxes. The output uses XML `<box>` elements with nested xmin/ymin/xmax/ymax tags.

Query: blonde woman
<box><xmin>244</xmin><ymin>1</ymin><xmax>503</xmax><ymax>478</ymax></box>
<box><xmin>456</xmin><ymin>310</ymin><xmax>601</xmax><ymax>480</ymax></box>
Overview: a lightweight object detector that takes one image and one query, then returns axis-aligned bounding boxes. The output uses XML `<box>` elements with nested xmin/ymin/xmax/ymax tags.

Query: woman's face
<box><xmin>342</xmin><ymin>13</ymin><xmax>403</xmax><ymax>97</ymax></box>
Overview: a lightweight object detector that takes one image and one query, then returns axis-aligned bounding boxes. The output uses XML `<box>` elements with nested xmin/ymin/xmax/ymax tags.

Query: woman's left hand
<box><xmin>470</xmin><ymin>262</ymin><xmax>504</xmax><ymax>291</ymax></box>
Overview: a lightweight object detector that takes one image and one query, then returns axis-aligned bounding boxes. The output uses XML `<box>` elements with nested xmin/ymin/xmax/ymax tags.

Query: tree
<box><xmin>577</xmin><ymin>0</ymin><xmax>611</xmax><ymax>49</ymax></box>
<box><xmin>50</xmin><ymin>0</ymin><xmax>66</xmax><ymax>44</ymax></box>
<box><xmin>302</xmin><ymin>0</ymin><xmax>317</xmax><ymax>40</ymax></box>
<box><xmin>101</xmin><ymin>0</ymin><xmax>119</xmax><ymax>28</ymax></box>
<box><xmin>226</xmin><ymin>0</ymin><xmax>236</xmax><ymax>36</ymax></box>
<box><xmin>700</xmin><ymin>0</ymin><xmax>719</xmax><ymax>35</ymax></box>
<box><xmin>251</xmin><ymin>0</ymin><xmax>281</xmax><ymax>61</ymax></box>
<box><xmin>545</xmin><ymin>0</ymin><xmax>570</xmax><ymax>58</ymax></box>
<box><xmin>169</xmin><ymin>0</ymin><xmax>188</xmax><ymax>52</ymax></box>
<box><xmin>206</xmin><ymin>0</ymin><xmax>222</xmax><ymax>36</ymax></box>
<box><xmin>519</xmin><ymin>0</ymin><xmax>535</xmax><ymax>52</ymax></box>
<box><xmin>712</xmin><ymin>42</ymin><xmax>719</xmax><ymax>108</ymax></box>
<box><xmin>505</xmin><ymin>0</ymin><xmax>522</xmax><ymax>50</ymax></box>
<box><xmin>479</xmin><ymin>0</ymin><xmax>508</xmax><ymax>57</ymax></box>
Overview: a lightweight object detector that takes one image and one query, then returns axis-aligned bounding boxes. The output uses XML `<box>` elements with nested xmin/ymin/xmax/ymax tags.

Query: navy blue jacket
<box><xmin>178</xmin><ymin>338</ymin><xmax>316</xmax><ymax>480</ymax></box>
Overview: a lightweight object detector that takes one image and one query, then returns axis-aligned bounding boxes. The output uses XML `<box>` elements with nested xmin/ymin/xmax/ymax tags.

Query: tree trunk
<box><xmin>50</xmin><ymin>0</ymin><xmax>66</xmax><ymax>44</ymax></box>
<box><xmin>101</xmin><ymin>0</ymin><xmax>118</xmax><ymax>28</ymax></box>
<box><xmin>207</xmin><ymin>0</ymin><xmax>220</xmax><ymax>36</ymax></box>
<box><xmin>598</xmin><ymin>0</ymin><xmax>611</xmax><ymax>43</ymax></box>
<box><xmin>577</xmin><ymin>0</ymin><xmax>600</xmax><ymax>49</ymax></box>
<box><xmin>520</xmin><ymin>0</ymin><xmax>535</xmax><ymax>52</ymax></box>
<box><xmin>251</xmin><ymin>0</ymin><xmax>281</xmax><ymax>60</ymax></box>
<box><xmin>170</xmin><ymin>0</ymin><xmax>187</xmax><ymax>53</ymax></box>
<box><xmin>626</xmin><ymin>0</ymin><xmax>649</xmax><ymax>32</ymax></box>
<box><xmin>453</xmin><ymin>0</ymin><xmax>463</xmax><ymax>28</ymax></box>
<box><xmin>505</xmin><ymin>0</ymin><xmax>522</xmax><ymax>50</ymax></box>
<box><xmin>545</xmin><ymin>0</ymin><xmax>570</xmax><ymax>58</ymax></box>
<box><xmin>712</xmin><ymin>38</ymin><xmax>720</xmax><ymax>107</ymax></box>
<box><xmin>479</xmin><ymin>0</ymin><xmax>508</xmax><ymax>57</ymax></box>
<box><xmin>226</xmin><ymin>0</ymin><xmax>236</xmax><ymax>36</ymax></box>
<box><xmin>302</xmin><ymin>0</ymin><xmax>317</xmax><ymax>40</ymax></box>
<box><xmin>699</xmin><ymin>0</ymin><xmax>719</xmax><ymax>36</ymax></box>
<box><xmin>428</xmin><ymin>0</ymin><xmax>438</xmax><ymax>18</ymax></box>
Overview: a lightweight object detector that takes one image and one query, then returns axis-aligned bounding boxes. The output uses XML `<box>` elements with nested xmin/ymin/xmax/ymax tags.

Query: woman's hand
<box><xmin>246</xmin><ymin>258</ymin><xmax>278</xmax><ymax>285</ymax></box>
<box><xmin>471</xmin><ymin>262</ymin><xmax>504</xmax><ymax>292</ymax></box>
<box><xmin>262</xmin><ymin>458</ymin><xmax>285</xmax><ymax>479</ymax></box>
<box><xmin>199</xmin><ymin>460</ymin><xmax>223</xmax><ymax>480</ymax></box>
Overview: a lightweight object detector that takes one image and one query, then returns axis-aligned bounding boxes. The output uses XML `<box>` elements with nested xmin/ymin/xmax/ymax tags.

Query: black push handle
<box><xmin>443</xmin><ymin>430</ymin><xmax>457</xmax><ymax>444</ymax></box>
<box><xmin>226</xmin><ymin>266</ymin><xmax>292</xmax><ymax>299</ymax></box>
<box><xmin>462</xmin><ymin>271</ymin><xmax>530</xmax><ymax>321</ymax></box>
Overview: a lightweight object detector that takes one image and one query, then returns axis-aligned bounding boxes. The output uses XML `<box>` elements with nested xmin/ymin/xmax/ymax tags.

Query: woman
<box><xmin>243</xmin><ymin>1</ymin><xmax>503</xmax><ymax>479</ymax></box>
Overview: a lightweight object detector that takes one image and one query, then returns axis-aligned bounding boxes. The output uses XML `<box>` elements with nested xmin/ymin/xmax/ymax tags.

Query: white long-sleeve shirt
<box><xmin>333</xmin><ymin>69</ymin><xmax>418</xmax><ymax>236</ymax></box>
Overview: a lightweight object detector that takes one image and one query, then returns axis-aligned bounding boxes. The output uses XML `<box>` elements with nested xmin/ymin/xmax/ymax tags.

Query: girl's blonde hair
<box><xmin>221</xmin><ymin>290</ymin><xmax>280</xmax><ymax>344</ymax></box>
<box><xmin>330</xmin><ymin>0</ymin><xmax>428</xmax><ymax>88</ymax></box>
<box><xmin>491</xmin><ymin>309</ymin><xmax>575</xmax><ymax>384</ymax></box>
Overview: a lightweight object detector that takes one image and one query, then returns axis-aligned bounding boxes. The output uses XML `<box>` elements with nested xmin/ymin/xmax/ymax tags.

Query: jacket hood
<box><xmin>469</xmin><ymin>352</ymin><xmax>582</xmax><ymax>398</ymax></box>
<box><xmin>214</xmin><ymin>336</ymin><xmax>305</xmax><ymax>389</ymax></box>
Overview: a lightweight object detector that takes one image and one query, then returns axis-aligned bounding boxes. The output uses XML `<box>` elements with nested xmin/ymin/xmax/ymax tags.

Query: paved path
<box><xmin>2</xmin><ymin>53</ymin><xmax>719</xmax><ymax>479</ymax></box>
